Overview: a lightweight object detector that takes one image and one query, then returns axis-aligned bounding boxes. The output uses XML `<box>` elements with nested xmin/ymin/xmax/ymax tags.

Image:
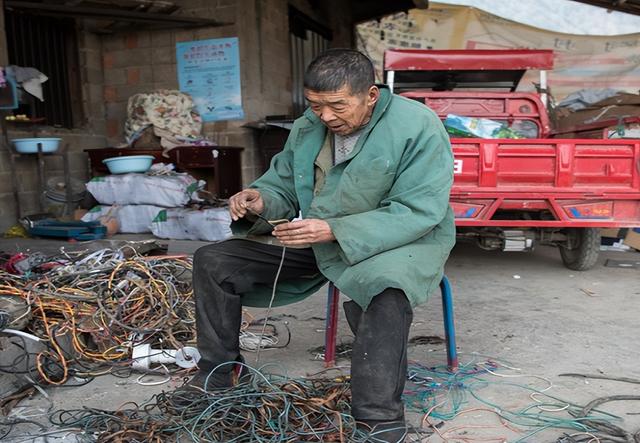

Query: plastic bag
<box><xmin>444</xmin><ymin>114</ymin><xmax>524</xmax><ymax>139</ymax></box>
<box><xmin>86</xmin><ymin>173</ymin><xmax>204</xmax><ymax>207</ymax></box>
<box><xmin>151</xmin><ymin>207</ymin><xmax>231</xmax><ymax>241</ymax></box>
<box><xmin>81</xmin><ymin>205</ymin><xmax>164</xmax><ymax>233</ymax></box>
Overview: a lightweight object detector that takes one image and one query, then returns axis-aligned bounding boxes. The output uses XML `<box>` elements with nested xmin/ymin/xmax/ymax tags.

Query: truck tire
<box><xmin>559</xmin><ymin>228</ymin><xmax>601</xmax><ymax>271</ymax></box>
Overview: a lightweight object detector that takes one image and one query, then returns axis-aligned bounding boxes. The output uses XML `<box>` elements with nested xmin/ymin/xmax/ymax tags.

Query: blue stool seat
<box><xmin>324</xmin><ymin>276</ymin><xmax>458</xmax><ymax>370</ymax></box>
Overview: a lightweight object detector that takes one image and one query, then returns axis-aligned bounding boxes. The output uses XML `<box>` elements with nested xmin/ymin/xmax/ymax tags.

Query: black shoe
<box><xmin>356</xmin><ymin>419</ymin><xmax>408</xmax><ymax>443</ymax></box>
<box><xmin>180</xmin><ymin>355</ymin><xmax>250</xmax><ymax>392</ymax></box>
<box><xmin>164</xmin><ymin>369</ymin><xmax>233</xmax><ymax>411</ymax></box>
<box><xmin>186</xmin><ymin>369</ymin><xmax>234</xmax><ymax>391</ymax></box>
<box><xmin>168</xmin><ymin>357</ymin><xmax>248</xmax><ymax>410</ymax></box>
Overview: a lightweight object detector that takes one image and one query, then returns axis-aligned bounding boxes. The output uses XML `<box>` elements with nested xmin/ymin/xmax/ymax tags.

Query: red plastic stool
<box><xmin>324</xmin><ymin>276</ymin><xmax>458</xmax><ymax>370</ymax></box>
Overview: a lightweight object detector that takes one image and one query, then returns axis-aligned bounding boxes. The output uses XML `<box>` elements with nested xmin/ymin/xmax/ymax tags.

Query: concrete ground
<box><xmin>1</xmin><ymin>236</ymin><xmax>639</xmax><ymax>442</ymax></box>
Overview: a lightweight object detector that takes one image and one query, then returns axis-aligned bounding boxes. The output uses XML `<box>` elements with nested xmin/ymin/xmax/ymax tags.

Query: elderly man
<box><xmin>189</xmin><ymin>49</ymin><xmax>455</xmax><ymax>442</ymax></box>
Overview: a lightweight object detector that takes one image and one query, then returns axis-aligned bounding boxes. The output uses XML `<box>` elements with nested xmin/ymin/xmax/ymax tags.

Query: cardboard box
<box><xmin>623</xmin><ymin>228</ymin><xmax>640</xmax><ymax>251</ymax></box>
<box><xmin>600</xmin><ymin>228</ymin><xmax>622</xmax><ymax>238</ymax></box>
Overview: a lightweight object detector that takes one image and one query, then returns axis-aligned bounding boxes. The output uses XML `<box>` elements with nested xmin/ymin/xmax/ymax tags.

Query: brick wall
<box><xmin>100</xmin><ymin>0</ymin><xmax>351</xmax><ymax>188</ymax></box>
<box><xmin>0</xmin><ymin>3</ymin><xmax>6</xmax><ymax>66</ymax></box>
<box><xmin>0</xmin><ymin>5</ymin><xmax>108</xmax><ymax>231</ymax></box>
<box><xmin>0</xmin><ymin>0</ymin><xmax>352</xmax><ymax>231</ymax></box>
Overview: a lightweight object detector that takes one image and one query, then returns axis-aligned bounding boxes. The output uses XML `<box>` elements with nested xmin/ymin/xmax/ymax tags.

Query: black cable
<box><xmin>567</xmin><ymin>395</ymin><xmax>640</xmax><ymax>443</ymax></box>
<box><xmin>0</xmin><ymin>336</ymin><xmax>32</xmax><ymax>373</ymax></box>
<box><xmin>0</xmin><ymin>417</ymin><xmax>47</xmax><ymax>441</ymax></box>
<box><xmin>581</xmin><ymin>395</ymin><xmax>640</xmax><ymax>417</ymax></box>
<box><xmin>559</xmin><ymin>373</ymin><xmax>640</xmax><ymax>385</ymax></box>
<box><xmin>0</xmin><ymin>310</ymin><xmax>10</xmax><ymax>330</ymax></box>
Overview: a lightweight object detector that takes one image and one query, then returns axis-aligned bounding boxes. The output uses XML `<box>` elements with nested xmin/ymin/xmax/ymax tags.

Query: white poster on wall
<box><xmin>176</xmin><ymin>37</ymin><xmax>245</xmax><ymax>122</ymax></box>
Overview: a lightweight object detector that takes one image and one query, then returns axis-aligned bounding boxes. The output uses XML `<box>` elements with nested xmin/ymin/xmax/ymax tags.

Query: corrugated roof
<box><xmin>570</xmin><ymin>0</ymin><xmax>640</xmax><ymax>16</ymax></box>
<box><xmin>4</xmin><ymin>0</ymin><xmax>229</xmax><ymax>33</ymax></box>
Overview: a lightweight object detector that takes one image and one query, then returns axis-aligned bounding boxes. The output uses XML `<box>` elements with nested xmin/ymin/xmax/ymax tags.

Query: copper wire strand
<box><xmin>0</xmin><ymin>250</ymin><xmax>198</xmax><ymax>384</ymax></box>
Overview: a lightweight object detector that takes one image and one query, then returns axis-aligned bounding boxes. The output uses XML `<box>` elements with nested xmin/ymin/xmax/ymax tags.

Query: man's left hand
<box><xmin>273</xmin><ymin>219</ymin><xmax>335</xmax><ymax>245</ymax></box>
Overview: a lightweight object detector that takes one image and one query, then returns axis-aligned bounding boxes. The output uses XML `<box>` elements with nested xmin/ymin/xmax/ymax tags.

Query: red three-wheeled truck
<box><xmin>384</xmin><ymin>49</ymin><xmax>640</xmax><ymax>270</ymax></box>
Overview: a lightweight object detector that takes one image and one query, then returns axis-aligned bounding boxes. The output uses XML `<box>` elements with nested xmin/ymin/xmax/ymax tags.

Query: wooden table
<box><xmin>84</xmin><ymin>145</ymin><xmax>243</xmax><ymax>198</ymax></box>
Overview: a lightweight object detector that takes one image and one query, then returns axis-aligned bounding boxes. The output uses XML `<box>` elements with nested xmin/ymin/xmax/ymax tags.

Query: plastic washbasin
<box><xmin>102</xmin><ymin>155</ymin><xmax>155</xmax><ymax>174</ymax></box>
<box><xmin>12</xmin><ymin>138</ymin><xmax>61</xmax><ymax>154</ymax></box>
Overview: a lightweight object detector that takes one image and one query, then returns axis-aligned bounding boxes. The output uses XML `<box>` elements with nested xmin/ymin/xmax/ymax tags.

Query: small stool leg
<box><xmin>324</xmin><ymin>283</ymin><xmax>340</xmax><ymax>368</ymax></box>
<box><xmin>440</xmin><ymin>276</ymin><xmax>458</xmax><ymax>371</ymax></box>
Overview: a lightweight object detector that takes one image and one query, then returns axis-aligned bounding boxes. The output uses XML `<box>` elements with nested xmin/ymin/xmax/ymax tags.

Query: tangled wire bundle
<box><xmin>50</xmin><ymin>364</ymin><xmax>358</xmax><ymax>443</ymax></box>
<box><xmin>0</xmin><ymin>249</ymin><xmax>196</xmax><ymax>384</ymax></box>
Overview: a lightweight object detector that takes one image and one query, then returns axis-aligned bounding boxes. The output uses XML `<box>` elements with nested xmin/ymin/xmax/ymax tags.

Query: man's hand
<box><xmin>273</xmin><ymin>219</ymin><xmax>335</xmax><ymax>245</ymax></box>
<box><xmin>229</xmin><ymin>189</ymin><xmax>264</xmax><ymax>221</ymax></box>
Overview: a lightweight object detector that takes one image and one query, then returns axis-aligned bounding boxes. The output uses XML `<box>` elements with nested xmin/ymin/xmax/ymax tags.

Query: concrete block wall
<box><xmin>0</xmin><ymin>132</ymin><xmax>108</xmax><ymax>231</ymax></box>
<box><xmin>0</xmin><ymin>7</ymin><xmax>108</xmax><ymax>231</ymax></box>
<box><xmin>0</xmin><ymin>0</ymin><xmax>352</xmax><ymax>231</ymax></box>
<box><xmin>0</xmin><ymin>3</ymin><xmax>6</xmax><ymax>66</ymax></box>
<box><xmin>99</xmin><ymin>0</ymin><xmax>289</xmax><ymax>186</ymax></box>
<box><xmin>99</xmin><ymin>0</ymin><xmax>349</xmax><ymax>187</ymax></box>
<box><xmin>99</xmin><ymin>1</ymin><xmax>257</xmax><ymax>182</ymax></box>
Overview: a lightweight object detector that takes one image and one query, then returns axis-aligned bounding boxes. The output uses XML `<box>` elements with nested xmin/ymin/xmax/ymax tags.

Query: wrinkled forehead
<box><xmin>304</xmin><ymin>86</ymin><xmax>364</xmax><ymax>104</ymax></box>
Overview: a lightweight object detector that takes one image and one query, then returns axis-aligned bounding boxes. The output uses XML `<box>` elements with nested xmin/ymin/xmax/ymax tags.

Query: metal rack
<box><xmin>1</xmin><ymin>114</ymin><xmax>72</xmax><ymax>219</ymax></box>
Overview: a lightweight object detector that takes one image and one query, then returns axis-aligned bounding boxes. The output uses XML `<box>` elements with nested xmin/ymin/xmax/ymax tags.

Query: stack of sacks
<box><xmin>150</xmin><ymin>206</ymin><xmax>232</xmax><ymax>241</ymax></box>
<box><xmin>82</xmin><ymin>204</ymin><xmax>165</xmax><ymax>234</ymax></box>
<box><xmin>82</xmin><ymin>166</ymin><xmax>232</xmax><ymax>242</ymax></box>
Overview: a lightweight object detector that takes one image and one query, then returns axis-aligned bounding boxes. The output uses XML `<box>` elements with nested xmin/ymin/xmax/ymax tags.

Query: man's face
<box><xmin>304</xmin><ymin>85</ymin><xmax>379</xmax><ymax>136</ymax></box>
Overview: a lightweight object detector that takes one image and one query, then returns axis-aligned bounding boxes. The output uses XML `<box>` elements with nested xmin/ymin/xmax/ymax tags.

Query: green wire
<box><xmin>43</xmin><ymin>357</ymin><xmax>630</xmax><ymax>442</ymax></box>
<box><xmin>403</xmin><ymin>358</ymin><xmax>625</xmax><ymax>442</ymax></box>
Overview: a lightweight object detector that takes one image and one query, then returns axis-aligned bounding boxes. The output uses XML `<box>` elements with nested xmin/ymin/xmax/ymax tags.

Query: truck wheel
<box><xmin>559</xmin><ymin>228</ymin><xmax>601</xmax><ymax>271</ymax></box>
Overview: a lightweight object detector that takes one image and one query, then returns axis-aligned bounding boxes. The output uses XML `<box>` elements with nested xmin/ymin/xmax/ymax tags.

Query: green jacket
<box><xmin>234</xmin><ymin>86</ymin><xmax>455</xmax><ymax>310</ymax></box>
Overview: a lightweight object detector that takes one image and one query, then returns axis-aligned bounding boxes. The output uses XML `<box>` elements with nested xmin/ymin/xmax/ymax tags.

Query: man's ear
<box><xmin>367</xmin><ymin>85</ymin><xmax>380</xmax><ymax>107</ymax></box>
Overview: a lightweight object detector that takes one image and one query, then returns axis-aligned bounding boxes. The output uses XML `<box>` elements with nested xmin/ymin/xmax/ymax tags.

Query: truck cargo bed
<box><xmin>451</xmin><ymin>138</ymin><xmax>640</xmax><ymax>227</ymax></box>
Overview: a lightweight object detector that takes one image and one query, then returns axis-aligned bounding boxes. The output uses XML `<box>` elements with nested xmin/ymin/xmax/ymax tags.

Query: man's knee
<box><xmin>194</xmin><ymin>239</ymin><xmax>244</xmax><ymax>266</ymax></box>
<box><xmin>193</xmin><ymin>240</ymin><xmax>253</xmax><ymax>286</ymax></box>
<box><xmin>193</xmin><ymin>241</ymin><xmax>236</xmax><ymax>281</ymax></box>
<box><xmin>193</xmin><ymin>243</ymin><xmax>220</xmax><ymax>277</ymax></box>
<box><xmin>370</xmin><ymin>288</ymin><xmax>411</xmax><ymax>314</ymax></box>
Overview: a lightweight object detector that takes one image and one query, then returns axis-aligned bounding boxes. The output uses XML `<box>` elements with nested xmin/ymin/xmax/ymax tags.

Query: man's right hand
<box><xmin>229</xmin><ymin>189</ymin><xmax>265</xmax><ymax>221</ymax></box>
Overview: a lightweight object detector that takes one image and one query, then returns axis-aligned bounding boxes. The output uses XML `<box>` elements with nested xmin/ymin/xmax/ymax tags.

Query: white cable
<box><xmin>135</xmin><ymin>364</ymin><xmax>172</xmax><ymax>386</ymax></box>
<box><xmin>2</xmin><ymin>329</ymin><xmax>41</xmax><ymax>342</ymax></box>
<box><xmin>479</xmin><ymin>362</ymin><xmax>553</xmax><ymax>392</ymax></box>
<box><xmin>240</xmin><ymin>330</ymin><xmax>279</xmax><ymax>352</ymax></box>
<box><xmin>255</xmin><ymin>246</ymin><xmax>286</xmax><ymax>364</ymax></box>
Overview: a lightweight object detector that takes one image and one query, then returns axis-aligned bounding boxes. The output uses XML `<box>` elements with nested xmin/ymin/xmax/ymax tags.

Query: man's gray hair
<box><xmin>304</xmin><ymin>49</ymin><xmax>375</xmax><ymax>95</ymax></box>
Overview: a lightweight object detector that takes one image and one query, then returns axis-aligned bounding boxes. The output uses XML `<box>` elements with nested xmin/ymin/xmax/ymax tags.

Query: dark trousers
<box><xmin>193</xmin><ymin>239</ymin><xmax>413</xmax><ymax>421</ymax></box>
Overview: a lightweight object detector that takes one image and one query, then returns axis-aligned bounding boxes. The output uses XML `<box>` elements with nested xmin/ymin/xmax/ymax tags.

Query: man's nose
<box><xmin>320</xmin><ymin>108</ymin><xmax>336</xmax><ymax>123</ymax></box>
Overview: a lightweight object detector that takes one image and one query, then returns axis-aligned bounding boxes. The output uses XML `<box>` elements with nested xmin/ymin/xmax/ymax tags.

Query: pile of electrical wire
<box><xmin>48</xmin><ymin>363</ymin><xmax>364</xmax><ymax>443</ymax></box>
<box><xmin>403</xmin><ymin>356</ymin><xmax>640</xmax><ymax>443</ymax></box>
<box><xmin>0</xmin><ymin>247</ymin><xmax>196</xmax><ymax>385</ymax></box>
